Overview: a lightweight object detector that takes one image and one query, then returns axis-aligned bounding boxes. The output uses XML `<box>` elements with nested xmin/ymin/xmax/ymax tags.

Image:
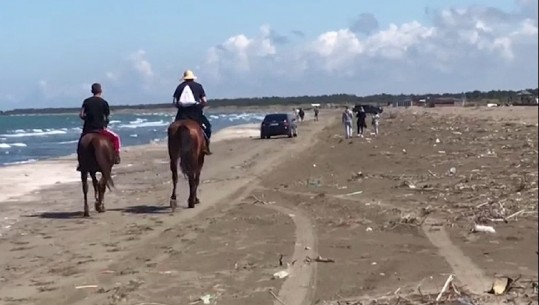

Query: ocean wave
<box><xmin>3</xmin><ymin>159</ymin><xmax>38</xmax><ymax>166</ymax></box>
<box><xmin>224</xmin><ymin>113</ymin><xmax>265</xmax><ymax>122</ymax></box>
<box><xmin>118</xmin><ymin>120</ymin><xmax>170</xmax><ymax>129</ymax></box>
<box><xmin>0</xmin><ymin>143</ymin><xmax>27</xmax><ymax>149</ymax></box>
<box><xmin>108</xmin><ymin>120</ymin><xmax>121</xmax><ymax>125</ymax></box>
<box><xmin>57</xmin><ymin>140</ymin><xmax>78</xmax><ymax>144</ymax></box>
<box><xmin>1</xmin><ymin>129</ymin><xmax>67</xmax><ymax>138</ymax></box>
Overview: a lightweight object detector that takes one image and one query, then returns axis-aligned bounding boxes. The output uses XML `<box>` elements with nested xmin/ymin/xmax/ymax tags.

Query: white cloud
<box><xmin>37</xmin><ymin>79</ymin><xmax>88</xmax><ymax>101</ymax></box>
<box><xmin>3</xmin><ymin>2</ymin><xmax>536</xmax><ymax>109</ymax></box>
<box><xmin>199</xmin><ymin>2</ymin><xmax>538</xmax><ymax>96</ymax></box>
<box><xmin>128</xmin><ymin>49</ymin><xmax>154</xmax><ymax>79</ymax></box>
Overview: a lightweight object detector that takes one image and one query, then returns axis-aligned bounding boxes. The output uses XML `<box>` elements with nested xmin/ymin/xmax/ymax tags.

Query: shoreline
<box><xmin>0</xmin><ymin>123</ymin><xmax>260</xmax><ymax>203</ymax></box>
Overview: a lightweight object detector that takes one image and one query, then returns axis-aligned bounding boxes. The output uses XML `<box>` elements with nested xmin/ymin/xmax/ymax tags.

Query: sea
<box><xmin>0</xmin><ymin>111</ymin><xmax>265</xmax><ymax>166</ymax></box>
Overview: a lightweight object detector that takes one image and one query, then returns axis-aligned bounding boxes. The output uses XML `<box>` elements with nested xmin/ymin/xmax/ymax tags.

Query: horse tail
<box><xmin>178</xmin><ymin>124</ymin><xmax>194</xmax><ymax>177</ymax></box>
<box><xmin>94</xmin><ymin>141</ymin><xmax>115</xmax><ymax>191</ymax></box>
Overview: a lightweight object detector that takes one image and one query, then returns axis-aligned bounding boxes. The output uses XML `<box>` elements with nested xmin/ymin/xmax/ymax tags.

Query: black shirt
<box><xmin>81</xmin><ymin>96</ymin><xmax>110</xmax><ymax>132</ymax></box>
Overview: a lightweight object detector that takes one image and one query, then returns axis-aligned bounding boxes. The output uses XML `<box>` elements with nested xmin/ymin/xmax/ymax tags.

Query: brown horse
<box><xmin>78</xmin><ymin>132</ymin><xmax>115</xmax><ymax>217</ymax></box>
<box><xmin>167</xmin><ymin>119</ymin><xmax>206</xmax><ymax>211</ymax></box>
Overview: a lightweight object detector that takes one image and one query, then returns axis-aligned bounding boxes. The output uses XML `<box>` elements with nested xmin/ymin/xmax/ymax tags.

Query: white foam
<box><xmin>119</xmin><ymin>120</ymin><xmax>169</xmax><ymax>129</ymax></box>
<box><xmin>1</xmin><ymin>129</ymin><xmax>67</xmax><ymax>138</ymax></box>
<box><xmin>57</xmin><ymin>140</ymin><xmax>78</xmax><ymax>144</ymax></box>
<box><xmin>0</xmin><ymin>144</ymin><xmax>10</xmax><ymax>149</ymax></box>
<box><xmin>2</xmin><ymin>159</ymin><xmax>38</xmax><ymax>166</ymax></box>
<box><xmin>10</xmin><ymin>143</ymin><xmax>27</xmax><ymax>147</ymax></box>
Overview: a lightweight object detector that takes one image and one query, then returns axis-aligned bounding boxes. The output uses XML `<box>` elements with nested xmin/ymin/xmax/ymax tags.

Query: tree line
<box><xmin>1</xmin><ymin>88</ymin><xmax>537</xmax><ymax>115</ymax></box>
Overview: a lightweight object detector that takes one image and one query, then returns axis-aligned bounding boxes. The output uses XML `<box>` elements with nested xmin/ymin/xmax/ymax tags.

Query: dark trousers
<box><xmin>357</xmin><ymin>121</ymin><xmax>366</xmax><ymax>135</ymax></box>
<box><xmin>175</xmin><ymin>106</ymin><xmax>212</xmax><ymax>139</ymax></box>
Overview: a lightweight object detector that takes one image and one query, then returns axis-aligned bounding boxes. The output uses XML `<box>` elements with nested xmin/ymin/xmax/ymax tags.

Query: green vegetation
<box><xmin>1</xmin><ymin>88</ymin><xmax>537</xmax><ymax>115</ymax></box>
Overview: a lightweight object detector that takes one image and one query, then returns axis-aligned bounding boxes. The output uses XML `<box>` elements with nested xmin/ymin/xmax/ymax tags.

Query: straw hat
<box><xmin>182</xmin><ymin>70</ymin><xmax>197</xmax><ymax>80</ymax></box>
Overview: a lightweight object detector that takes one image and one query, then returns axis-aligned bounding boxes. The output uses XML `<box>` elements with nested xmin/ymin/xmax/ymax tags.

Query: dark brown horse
<box><xmin>78</xmin><ymin>133</ymin><xmax>115</xmax><ymax>217</ymax></box>
<box><xmin>167</xmin><ymin>119</ymin><xmax>207</xmax><ymax>211</ymax></box>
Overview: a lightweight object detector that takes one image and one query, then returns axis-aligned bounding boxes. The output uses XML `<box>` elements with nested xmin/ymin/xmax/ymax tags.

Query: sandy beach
<box><xmin>0</xmin><ymin>107</ymin><xmax>537</xmax><ymax>305</ymax></box>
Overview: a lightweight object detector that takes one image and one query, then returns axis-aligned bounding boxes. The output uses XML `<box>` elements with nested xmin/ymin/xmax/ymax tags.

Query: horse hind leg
<box><xmin>187</xmin><ymin>172</ymin><xmax>197</xmax><ymax>209</ymax></box>
<box><xmin>169</xmin><ymin>158</ymin><xmax>179</xmax><ymax>212</ymax></box>
<box><xmin>95</xmin><ymin>174</ymin><xmax>107</xmax><ymax>213</ymax></box>
<box><xmin>81</xmin><ymin>171</ymin><xmax>90</xmax><ymax>217</ymax></box>
<box><xmin>90</xmin><ymin>172</ymin><xmax>99</xmax><ymax>202</ymax></box>
<box><xmin>194</xmin><ymin>169</ymin><xmax>202</xmax><ymax>205</ymax></box>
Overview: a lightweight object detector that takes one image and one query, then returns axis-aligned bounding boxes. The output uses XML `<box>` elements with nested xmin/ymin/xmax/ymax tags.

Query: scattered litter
<box><xmin>305</xmin><ymin>246</ymin><xmax>311</xmax><ymax>250</ymax></box>
<box><xmin>314</xmin><ymin>255</ymin><xmax>335</xmax><ymax>263</ymax></box>
<box><xmin>312</xmin><ymin>164</ymin><xmax>317</xmax><ymax>168</ymax></box>
<box><xmin>342</xmin><ymin>190</ymin><xmax>363</xmax><ymax>196</ymax></box>
<box><xmin>199</xmin><ymin>294</ymin><xmax>213</xmax><ymax>304</ymax></box>
<box><xmin>371</xmin><ymin>262</ymin><xmax>377</xmax><ymax>265</ymax></box>
<box><xmin>402</xmin><ymin>149</ymin><xmax>407</xmax><ymax>154</ymax></box>
<box><xmin>272</xmin><ymin>270</ymin><xmax>289</xmax><ymax>279</ymax></box>
<box><xmin>75</xmin><ymin>285</ymin><xmax>98</xmax><ymax>289</ymax></box>
<box><xmin>438</xmin><ymin>150</ymin><xmax>446</xmax><ymax>154</ymax></box>
<box><xmin>472</xmin><ymin>224</ymin><xmax>496</xmax><ymax>233</ymax></box>
<box><xmin>306</xmin><ymin>255</ymin><xmax>335</xmax><ymax>263</ymax></box>
<box><xmin>456</xmin><ymin>297</ymin><xmax>475</xmax><ymax>305</ymax></box>
<box><xmin>436</xmin><ymin>274</ymin><xmax>455</xmax><ymax>301</ymax></box>
<box><xmin>436</xmin><ymin>138</ymin><xmax>441</xmax><ymax>143</ymax></box>
<box><xmin>366</xmin><ymin>227</ymin><xmax>373</xmax><ymax>232</ymax></box>
<box><xmin>288</xmin><ymin>214</ymin><xmax>295</xmax><ymax>218</ymax></box>
<box><xmin>402</xmin><ymin>180</ymin><xmax>416</xmax><ymax>189</ymax></box>
<box><xmin>307</xmin><ymin>178</ymin><xmax>322</xmax><ymax>187</ymax></box>
<box><xmin>488</xmin><ymin>277</ymin><xmax>513</xmax><ymax>295</ymax></box>
<box><xmin>448</xmin><ymin>167</ymin><xmax>457</xmax><ymax>176</ymax></box>
<box><xmin>268</xmin><ymin>289</ymin><xmax>286</xmax><ymax>305</ymax></box>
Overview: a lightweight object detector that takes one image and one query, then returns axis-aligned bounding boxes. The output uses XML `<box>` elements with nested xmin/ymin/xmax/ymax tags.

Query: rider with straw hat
<box><xmin>172</xmin><ymin>70</ymin><xmax>212</xmax><ymax>155</ymax></box>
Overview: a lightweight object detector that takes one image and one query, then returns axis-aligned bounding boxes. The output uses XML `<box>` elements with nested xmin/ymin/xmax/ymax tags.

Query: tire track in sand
<box><xmin>262</xmin><ymin>203</ymin><xmax>318</xmax><ymax>305</ymax></box>
<box><xmin>421</xmin><ymin>218</ymin><xmax>491</xmax><ymax>295</ymax></box>
<box><xmin>262</xmin><ymin>188</ymin><xmax>492</xmax><ymax>297</ymax></box>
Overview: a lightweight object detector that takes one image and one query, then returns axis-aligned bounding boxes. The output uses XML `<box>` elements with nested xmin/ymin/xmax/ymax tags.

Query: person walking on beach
<box><xmin>342</xmin><ymin>106</ymin><xmax>354</xmax><ymax>139</ymax></box>
<box><xmin>77</xmin><ymin>83</ymin><xmax>121</xmax><ymax>171</ymax></box>
<box><xmin>372</xmin><ymin>112</ymin><xmax>380</xmax><ymax>136</ymax></box>
<box><xmin>173</xmin><ymin>69</ymin><xmax>212</xmax><ymax>155</ymax></box>
<box><xmin>356</xmin><ymin>107</ymin><xmax>367</xmax><ymax>137</ymax></box>
<box><xmin>313</xmin><ymin>107</ymin><xmax>319</xmax><ymax>121</ymax></box>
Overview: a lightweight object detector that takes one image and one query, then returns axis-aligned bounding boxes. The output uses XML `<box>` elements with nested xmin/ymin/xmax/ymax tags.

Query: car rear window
<box><xmin>264</xmin><ymin>114</ymin><xmax>288</xmax><ymax>121</ymax></box>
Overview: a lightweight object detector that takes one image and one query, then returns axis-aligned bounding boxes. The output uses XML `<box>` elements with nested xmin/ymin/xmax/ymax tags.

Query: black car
<box><xmin>260</xmin><ymin>113</ymin><xmax>298</xmax><ymax>139</ymax></box>
<box><xmin>353</xmin><ymin>104</ymin><xmax>383</xmax><ymax>114</ymax></box>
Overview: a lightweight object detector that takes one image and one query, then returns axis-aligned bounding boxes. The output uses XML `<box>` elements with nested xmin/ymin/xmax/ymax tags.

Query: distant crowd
<box><xmin>341</xmin><ymin>106</ymin><xmax>380</xmax><ymax>139</ymax></box>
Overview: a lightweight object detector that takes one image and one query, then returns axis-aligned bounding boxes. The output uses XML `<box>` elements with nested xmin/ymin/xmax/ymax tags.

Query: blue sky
<box><xmin>0</xmin><ymin>0</ymin><xmax>537</xmax><ymax>109</ymax></box>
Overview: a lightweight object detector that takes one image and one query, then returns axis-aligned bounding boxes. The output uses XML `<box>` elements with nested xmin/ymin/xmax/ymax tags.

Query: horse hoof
<box><xmin>195</xmin><ymin>198</ymin><xmax>200</xmax><ymax>204</ymax></box>
<box><xmin>170</xmin><ymin>199</ymin><xmax>177</xmax><ymax>212</ymax></box>
<box><xmin>188</xmin><ymin>203</ymin><xmax>195</xmax><ymax>209</ymax></box>
<box><xmin>83</xmin><ymin>212</ymin><xmax>90</xmax><ymax>218</ymax></box>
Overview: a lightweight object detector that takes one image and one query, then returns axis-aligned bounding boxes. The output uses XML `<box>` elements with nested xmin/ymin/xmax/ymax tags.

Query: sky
<box><xmin>0</xmin><ymin>0</ymin><xmax>537</xmax><ymax>110</ymax></box>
